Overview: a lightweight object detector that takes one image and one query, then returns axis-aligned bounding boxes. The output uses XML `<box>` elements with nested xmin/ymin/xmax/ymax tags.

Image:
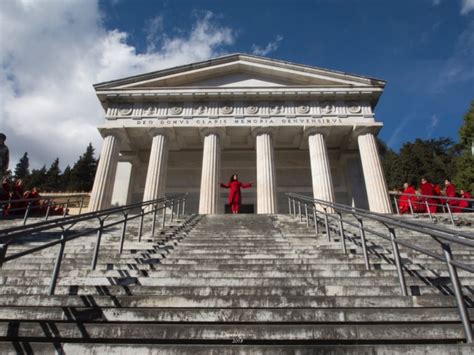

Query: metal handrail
<box><xmin>287</xmin><ymin>192</ymin><xmax>474</xmax><ymax>344</ymax></box>
<box><xmin>0</xmin><ymin>194</ymin><xmax>187</xmax><ymax>296</ymax></box>
<box><xmin>389</xmin><ymin>191</ymin><xmax>474</xmax><ymax>227</ymax></box>
<box><xmin>0</xmin><ymin>194</ymin><xmax>89</xmax><ymax>226</ymax></box>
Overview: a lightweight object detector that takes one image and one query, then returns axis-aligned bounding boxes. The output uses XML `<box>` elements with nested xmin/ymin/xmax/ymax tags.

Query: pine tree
<box><xmin>69</xmin><ymin>143</ymin><xmax>97</xmax><ymax>192</ymax></box>
<box><xmin>45</xmin><ymin>158</ymin><xmax>61</xmax><ymax>192</ymax></box>
<box><xmin>14</xmin><ymin>152</ymin><xmax>30</xmax><ymax>180</ymax></box>
<box><xmin>28</xmin><ymin>166</ymin><xmax>47</xmax><ymax>191</ymax></box>
<box><xmin>61</xmin><ymin>165</ymin><xmax>72</xmax><ymax>191</ymax></box>
<box><xmin>454</xmin><ymin>100</ymin><xmax>474</xmax><ymax>192</ymax></box>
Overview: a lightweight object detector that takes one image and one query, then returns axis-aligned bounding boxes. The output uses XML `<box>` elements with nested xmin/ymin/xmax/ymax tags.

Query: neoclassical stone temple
<box><xmin>89</xmin><ymin>54</ymin><xmax>392</xmax><ymax>214</ymax></box>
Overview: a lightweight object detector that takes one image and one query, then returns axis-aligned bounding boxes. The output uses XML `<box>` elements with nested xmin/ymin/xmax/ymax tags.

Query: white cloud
<box><xmin>432</xmin><ymin>0</ymin><xmax>441</xmax><ymax>6</ymax></box>
<box><xmin>461</xmin><ymin>0</ymin><xmax>474</xmax><ymax>14</ymax></box>
<box><xmin>251</xmin><ymin>35</ymin><xmax>283</xmax><ymax>56</ymax></box>
<box><xmin>426</xmin><ymin>114</ymin><xmax>439</xmax><ymax>138</ymax></box>
<box><xmin>0</xmin><ymin>2</ymin><xmax>235</xmax><ymax>170</ymax></box>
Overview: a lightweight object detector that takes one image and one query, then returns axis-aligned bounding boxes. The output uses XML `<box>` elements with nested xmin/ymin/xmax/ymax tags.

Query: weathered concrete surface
<box><xmin>0</xmin><ymin>213</ymin><xmax>473</xmax><ymax>352</ymax></box>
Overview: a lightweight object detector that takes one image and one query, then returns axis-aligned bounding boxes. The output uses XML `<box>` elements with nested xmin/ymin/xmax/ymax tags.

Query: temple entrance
<box><xmin>225</xmin><ymin>204</ymin><xmax>255</xmax><ymax>214</ymax></box>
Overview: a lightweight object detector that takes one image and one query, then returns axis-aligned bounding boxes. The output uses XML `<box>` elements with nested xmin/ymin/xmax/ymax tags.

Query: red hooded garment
<box><xmin>399</xmin><ymin>185</ymin><xmax>417</xmax><ymax>214</ymax></box>
<box><xmin>220</xmin><ymin>180</ymin><xmax>252</xmax><ymax>213</ymax></box>
<box><xmin>458</xmin><ymin>191</ymin><xmax>472</xmax><ymax>212</ymax></box>
<box><xmin>421</xmin><ymin>182</ymin><xmax>437</xmax><ymax>213</ymax></box>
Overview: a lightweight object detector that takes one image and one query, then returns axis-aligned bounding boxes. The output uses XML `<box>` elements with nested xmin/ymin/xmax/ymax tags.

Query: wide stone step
<box><xmin>0</xmin><ymin>294</ymin><xmax>459</xmax><ymax>308</ymax></box>
<box><xmin>0</xmin><ymin>306</ymin><xmax>471</xmax><ymax>323</ymax></box>
<box><xmin>0</xmin><ymin>322</ymin><xmax>466</xmax><ymax>341</ymax></box>
<box><xmin>1</xmin><ymin>343</ymin><xmax>472</xmax><ymax>354</ymax></box>
<box><xmin>0</xmin><ymin>284</ymin><xmax>460</xmax><ymax>297</ymax></box>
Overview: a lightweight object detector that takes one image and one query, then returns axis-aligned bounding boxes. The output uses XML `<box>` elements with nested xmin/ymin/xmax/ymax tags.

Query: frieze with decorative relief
<box><xmin>106</xmin><ymin>100</ymin><xmax>372</xmax><ymax>119</ymax></box>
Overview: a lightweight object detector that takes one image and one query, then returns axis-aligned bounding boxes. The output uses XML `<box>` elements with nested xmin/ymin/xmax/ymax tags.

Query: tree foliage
<box><xmin>14</xmin><ymin>152</ymin><xmax>30</xmax><ymax>180</ymax></box>
<box><xmin>18</xmin><ymin>144</ymin><xmax>97</xmax><ymax>193</ymax></box>
<box><xmin>453</xmin><ymin>100</ymin><xmax>474</xmax><ymax>192</ymax></box>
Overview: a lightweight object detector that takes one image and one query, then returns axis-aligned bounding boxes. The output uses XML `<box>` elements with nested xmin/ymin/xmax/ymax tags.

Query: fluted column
<box><xmin>198</xmin><ymin>129</ymin><xmax>223</xmax><ymax>214</ymax></box>
<box><xmin>143</xmin><ymin>130</ymin><xmax>169</xmax><ymax>209</ymax></box>
<box><xmin>254</xmin><ymin>128</ymin><xmax>278</xmax><ymax>214</ymax></box>
<box><xmin>357</xmin><ymin>132</ymin><xmax>392</xmax><ymax>213</ymax></box>
<box><xmin>89</xmin><ymin>132</ymin><xmax>121</xmax><ymax>211</ymax></box>
<box><xmin>306</xmin><ymin>128</ymin><xmax>335</xmax><ymax>211</ymax></box>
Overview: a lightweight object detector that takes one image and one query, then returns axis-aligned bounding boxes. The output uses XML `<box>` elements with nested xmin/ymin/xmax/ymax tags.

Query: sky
<box><xmin>0</xmin><ymin>0</ymin><xmax>473</xmax><ymax>170</ymax></box>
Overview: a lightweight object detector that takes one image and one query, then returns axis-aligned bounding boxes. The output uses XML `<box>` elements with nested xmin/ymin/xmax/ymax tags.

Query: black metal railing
<box><xmin>287</xmin><ymin>193</ymin><xmax>474</xmax><ymax>344</ymax></box>
<box><xmin>0</xmin><ymin>194</ymin><xmax>89</xmax><ymax>226</ymax></box>
<box><xmin>0</xmin><ymin>194</ymin><xmax>187</xmax><ymax>296</ymax></box>
<box><xmin>389</xmin><ymin>191</ymin><xmax>474</xmax><ymax>227</ymax></box>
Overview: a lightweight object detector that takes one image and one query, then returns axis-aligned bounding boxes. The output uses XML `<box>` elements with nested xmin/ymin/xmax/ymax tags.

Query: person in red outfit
<box><xmin>458</xmin><ymin>189</ymin><xmax>473</xmax><ymax>212</ymax></box>
<box><xmin>0</xmin><ymin>177</ymin><xmax>11</xmax><ymax>215</ymax></box>
<box><xmin>444</xmin><ymin>179</ymin><xmax>459</xmax><ymax>212</ymax></box>
<box><xmin>420</xmin><ymin>178</ymin><xmax>437</xmax><ymax>213</ymax></box>
<box><xmin>413</xmin><ymin>188</ymin><xmax>427</xmax><ymax>213</ymax></box>
<box><xmin>399</xmin><ymin>182</ymin><xmax>417</xmax><ymax>214</ymax></box>
<box><xmin>220</xmin><ymin>174</ymin><xmax>253</xmax><ymax>214</ymax></box>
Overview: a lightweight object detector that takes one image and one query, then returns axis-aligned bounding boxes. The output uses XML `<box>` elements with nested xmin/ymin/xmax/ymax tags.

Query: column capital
<box><xmin>199</xmin><ymin>127</ymin><xmax>226</xmax><ymax>140</ymax></box>
<box><xmin>303</xmin><ymin>126</ymin><xmax>331</xmax><ymax>138</ymax></box>
<box><xmin>251</xmin><ymin>126</ymin><xmax>278</xmax><ymax>137</ymax></box>
<box><xmin>100</xmin><ymin>128</ymin><xmax>126</xmax><ymax>142</ymax></box>
<box><xmin>352</xmin><ymin>125</ymin><xmax>382</xmax><ymax>138</ymax></box>
<box><xmin>148</xmin><ymin>127</ymin><xmax>175</xmax><ymax>140</ymax></box>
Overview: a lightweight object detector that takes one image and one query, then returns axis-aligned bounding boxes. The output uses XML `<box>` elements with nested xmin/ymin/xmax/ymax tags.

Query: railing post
<box><xmin>442</xmin><ymin>243</ymin><xmax>473</xmax><ymax>343</ymax></box>
<box><xmin>151</xmin><ymin>204</ymin><xmax>158</xmax><ymax>238</ymax></box>
<box><xmin>91</xmin><ymin>219</ymin><xmax>105</xmax><ymax>270</ymax></box>
<box><xmin>119</xmin><ymin>213</ymin><xmax>128</xmax><ymax>254</ymax></box>
<box><xmin>337</xmin><ymin>212</ymin><xmax>347</xmax><ymax>254</ymax></box>
<box><xmin>288</xmin><ymin>197</ymin><xmax>292</xmax><ymax>215</ymax></box>
<box><xmin>298</xmin><ymin>201</ymin><xmax>302</xmax><ymax>222</ymax></box>
<box><xmin>176</xmin><ymin>199</ymin><xmax>181</xmax><ymax>220</ymax></box>
<box><xmin>313</xmin><ymin>206</ymin><xmax>319</xmax><ymax>237</ymax></box>
<box><xmin>44</xmin><ymin>200</ymin><xmax>52</xmax><ymax>221</ymax></box>
<box><xmin>305</xmin><ymin>203</ymin><xmax>309</xmax><ymax>227</ymax></box>
<box><xmin>182</xmin><ymin>197</ymin><xmax>186</xmax><ymax>216</ymax></box>
<box><xmin>78</xmin><ymin>196</ymin><xmax>84</xmax><ymax>215</ymax></box>
<box><xmin>357</xmin><ymin>218</ymin><xmax>371</xmax><ymax>271</ymax></box>
<box><xmin>48</xmin><ymin>232</ymin><xmax>66</xmax><ymax>295</ymax></box>
<box><xmin>62</xmin><ymin>200</ymin><xmax>69</xmax><ymax>219</ymax></box>
<box><xmin>292</xmin><ymin>199</ymin><xmax>296</xmax><ymax>219</ymax></box>
<box><xmin>323</xmin><ymin>207</ymin><xmax>330</xmax><ymax>242</ymax></box>
<box><xmin>22</xmin><ymin>202</ymin><xmax>32</xmax><ymax>226</ymax></box>
<box><xmin>425</xmin><ymin>200</ymin><xmax>433</xmax><ymax>222</ymax></box>
<box><xmin>162</xmin><ymin>201</ymin><xmax>167</xmax><ymax>228</ymax></box>
<box><xmin>446</xmin><ymin>203</ymin><xmax>455</xmax><ymax>228</ymax></box>
<box><xmin>0</xmin><ymin>244</ymin><xmax>8</xmax><ymax>268</ymax></box>
<box><xmin>393</xmin><ymin>196</ymin><xmax>400</xmax><ymax>215</ymax></box>
<box><xmin>408</xmin><ymin>199</ymin><xmax>414</xmax><ymax>215</ymax></box>
<box><xmin>138</xmin><ymin>208</ymin><xmax>145</xmax><ymax>242</ymax></box>
<box><xmin>388</xmin><ymin>227</ymin><xmax>407</xmax><ymax>296</ymax></box>
<box><xmin>169</xmin><ymin>200</ymin><xmax>174</xmax><ymax>223</ymax></box>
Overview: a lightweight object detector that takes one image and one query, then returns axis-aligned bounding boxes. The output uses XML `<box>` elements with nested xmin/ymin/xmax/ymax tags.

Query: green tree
<box><xmin>60</xmin><ymin>165</ymin><xmax>72</xmax><ymax>191</ymax></box>
<box><xmin>28</xmin><ymin>166</ymin><xmax>47</xmax><ymax>190</ymax></box>
<box><xmin>453</xmin><ymin>100</ymin><xmax>474</xmax><ymax>192</ymax></box>
<box><xmin>45</xmin><ymin>158</ymin><xmax>61</xmax><ymax>192</ymax></box>
<box><xmin>68</xmin><ymin>143</ymin><xmax>97</xmax><ymax>192</ymax></box>
<box><xmin>14</xmin><ymin>152</ymin><xmax>30</xmax><ymax>180</ymax></box>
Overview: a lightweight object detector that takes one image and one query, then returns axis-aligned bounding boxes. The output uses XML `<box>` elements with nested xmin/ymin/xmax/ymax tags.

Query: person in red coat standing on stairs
<box><xmin>220</xmin><ymin>174</ymin><xmax>253</xmax><ymax>214</ymax></box>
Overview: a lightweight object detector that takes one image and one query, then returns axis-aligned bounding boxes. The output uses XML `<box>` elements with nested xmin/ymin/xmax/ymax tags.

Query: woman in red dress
<box><xmin>220</xmin><ymin>174</ymin><xmax>253</xmax><ymax>214</ymax></box>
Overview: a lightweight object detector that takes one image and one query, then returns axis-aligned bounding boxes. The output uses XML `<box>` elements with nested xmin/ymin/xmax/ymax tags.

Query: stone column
<box><xmin>142</xmin><ymin>130</ymin><xmax>169</xmax><ymax>207</ymax></box>
<box><xmin>357</xmin><ymin>132</ymin><xmax>392</xmax><ymax>213</ymax></box>
<box><xmin>306</xmin><ymin>128</ymin><xmax>335</xmax><ymax>210</ymax></box>
<box><xmin>198</xmin><ymin>128</ymin><xmax>223</xmax><ymax>214</ymax></box>
<box><xmin>254</xmin><ymin>127</ymin><xmax>278</xmax><ymax>214</ymax></box>
<box><xmin>89</xmin><ymin>132</ymin><xmax>121</xmax><ymax>211</ymax></box>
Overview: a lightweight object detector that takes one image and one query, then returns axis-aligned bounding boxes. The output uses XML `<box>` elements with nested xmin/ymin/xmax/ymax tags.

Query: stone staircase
<box><xmin>0</xmin><ymin>213</ymin><xmax>473</xmax><ymax>353</ymax></box>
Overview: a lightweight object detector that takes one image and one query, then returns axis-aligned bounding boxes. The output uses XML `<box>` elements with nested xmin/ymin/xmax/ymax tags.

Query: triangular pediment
<box><xmin>94</xmin><ymin>54</ymin><xmax>385</xmax><ymax>90</ymax></box>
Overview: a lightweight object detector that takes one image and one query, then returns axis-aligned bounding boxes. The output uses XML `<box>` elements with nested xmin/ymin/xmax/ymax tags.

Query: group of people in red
<box><xmin>398</xmin><ymin>178</ymin><xmax>472</xmax><ymax>214</ymax></box>
<box><xmin>0</xmin><ymin>177</ymin><xmax>65</xmax><ymax>217</ymax></box>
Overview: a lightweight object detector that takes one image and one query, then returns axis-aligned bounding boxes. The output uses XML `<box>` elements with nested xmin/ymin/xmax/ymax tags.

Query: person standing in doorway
<box><xmin>220</xmin><ymin>174</ymin><xmax>253</xmax><ymax>214</ymax></box>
